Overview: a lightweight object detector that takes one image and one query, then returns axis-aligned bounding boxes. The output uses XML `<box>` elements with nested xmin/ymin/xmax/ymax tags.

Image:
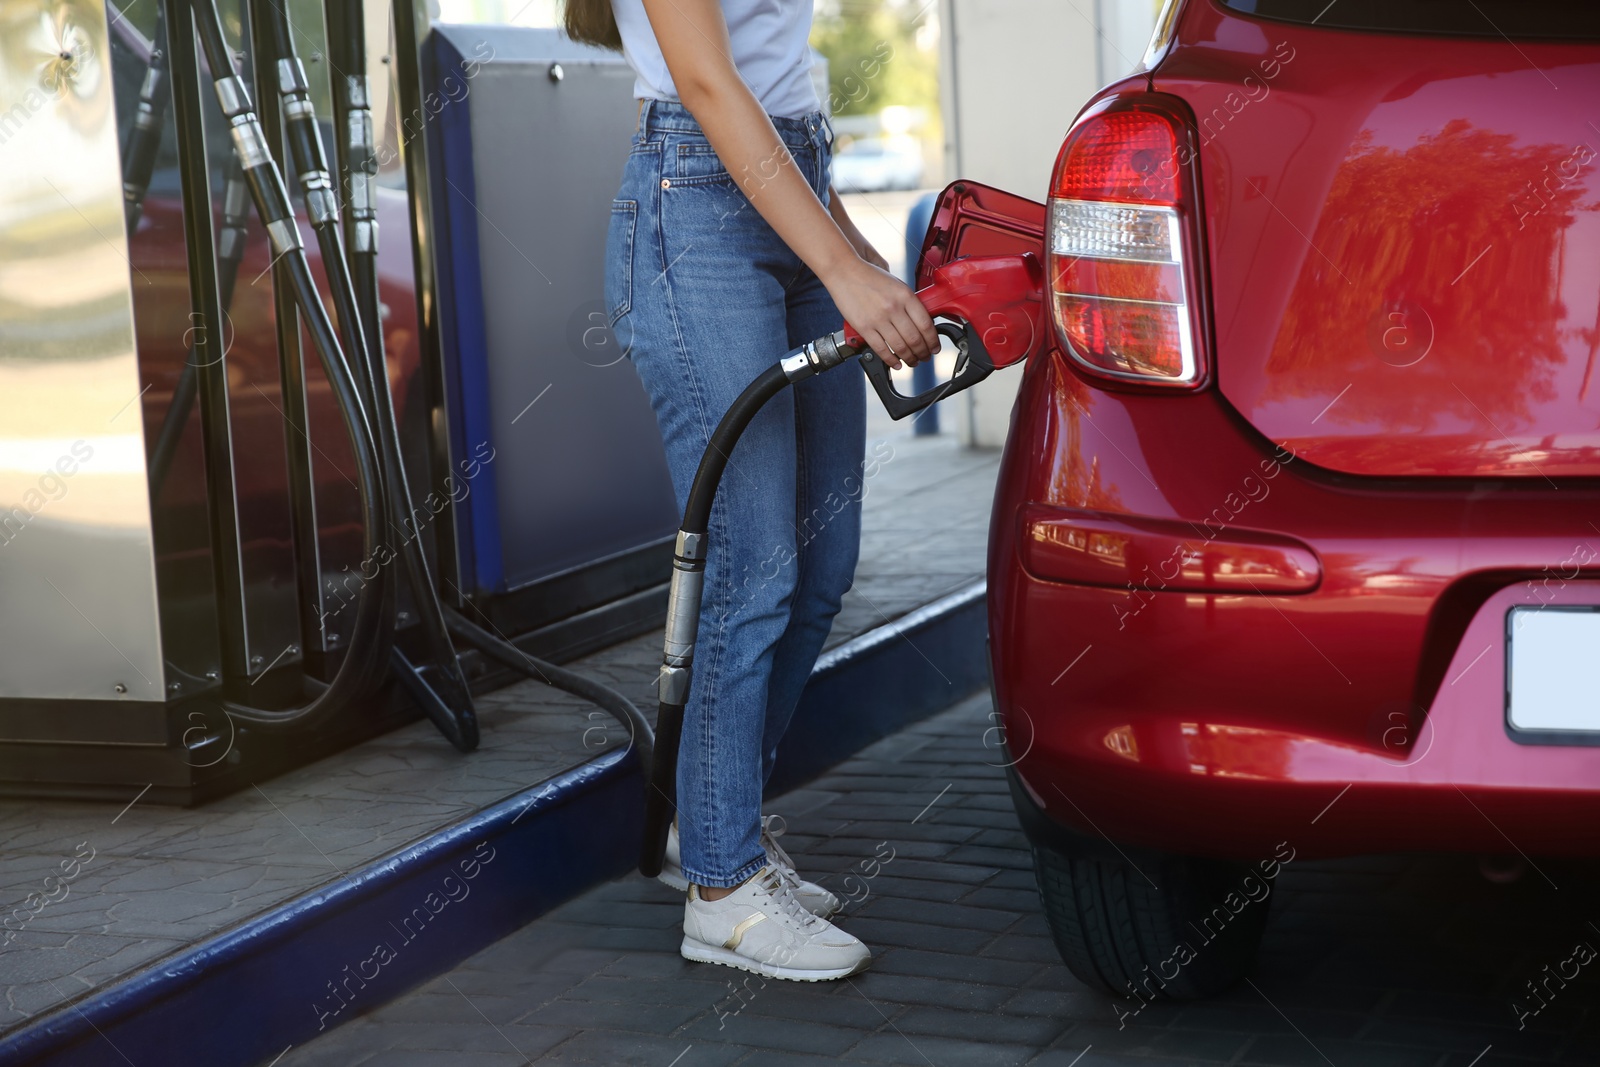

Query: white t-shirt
<box><xmin>610</xmin><ymin>0</ymin><xmax>822</xmax><ymax>119</ymax></box>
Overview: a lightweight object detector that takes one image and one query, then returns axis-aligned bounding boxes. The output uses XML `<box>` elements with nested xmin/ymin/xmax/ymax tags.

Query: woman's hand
<box><xmin>823</xmin><ymin>188</ymin><xmax>934</xmax><ymax>367</ymax></box>
<box><xmin>822</xmin><ymin>257</ymin><xmax>939</xmax><ymax>370</ymax></box>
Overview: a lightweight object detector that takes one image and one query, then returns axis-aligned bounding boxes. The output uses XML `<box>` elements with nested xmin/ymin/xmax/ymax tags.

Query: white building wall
<box><xmin>938</xmin><ymin>0</ymin><xmax>1158</xmax><ymax>447</ymax></box>
<box><xmin>1097</xmin><ymin>0</ymin><xmax>1164</xmax><ymax>86</ymax></box>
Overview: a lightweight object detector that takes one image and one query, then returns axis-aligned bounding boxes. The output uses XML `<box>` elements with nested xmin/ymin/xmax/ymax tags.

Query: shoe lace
<box><xmin>758</xmin><ymin>866</ymin><xmax>816</xmax><ymax>929</ymax></box>
<box><xmin>760</xmin><ymin>816</ymin><xmax>800</xmax><ymax>884</ymax></box>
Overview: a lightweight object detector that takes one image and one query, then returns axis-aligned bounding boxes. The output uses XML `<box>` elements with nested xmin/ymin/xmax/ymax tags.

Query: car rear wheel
<box><xmin>1031</xmin><ymin>840</ymin><xmax>1271</xmax><ymax>1000</ymax></box>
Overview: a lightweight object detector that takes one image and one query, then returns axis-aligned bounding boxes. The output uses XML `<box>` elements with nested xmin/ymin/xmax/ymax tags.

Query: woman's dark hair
<box><xmin>564</xmin><ymin>0</ymin><xmax>623</xmax><ymax>50</ymax></box>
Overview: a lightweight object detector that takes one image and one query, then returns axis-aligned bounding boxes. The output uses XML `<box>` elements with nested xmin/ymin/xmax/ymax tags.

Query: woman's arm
<box><xmin>640</xmin><ymin>0</ymin><xmax>936</xmax><ymax>367</ymax></box>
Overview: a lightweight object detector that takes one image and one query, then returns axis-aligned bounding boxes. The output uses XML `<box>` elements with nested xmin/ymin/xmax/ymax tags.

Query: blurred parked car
<box><xmin>961</xmin><ymin>0</ymin><xmax>1600</xmax><ymax>1000</ymax></box>
<box><xmin>831</xmin><ymin>135</ymin><xmax>924</xmax><ymax>192</ymax></box>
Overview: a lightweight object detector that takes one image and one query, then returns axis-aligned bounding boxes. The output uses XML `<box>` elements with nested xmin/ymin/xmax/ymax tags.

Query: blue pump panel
<box><xmin>425</xmin><ymin>26</ymin><xmax>677</xmax><ymax>601</ymax></box>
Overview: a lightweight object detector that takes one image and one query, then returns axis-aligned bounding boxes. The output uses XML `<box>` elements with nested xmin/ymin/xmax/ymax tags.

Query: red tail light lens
<box><xmin>1048</xmin><ymin>97</ymin><xmax>1206</xmax><ymax>388</ymax></box>
<box><xmin>1052</xmin><ymin>110</ymin><xmax>1181</xmax><ymax>202</ymax></box>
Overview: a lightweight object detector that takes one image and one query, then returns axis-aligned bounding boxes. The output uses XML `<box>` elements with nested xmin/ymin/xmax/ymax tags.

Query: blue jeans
<box><xmin>606</xmin><ymin>100</ymin><xmax>865</xmax><ymax>888</ymax></box>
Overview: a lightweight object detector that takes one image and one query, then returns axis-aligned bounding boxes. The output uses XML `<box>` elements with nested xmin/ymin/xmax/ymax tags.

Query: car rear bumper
<box><xmin>991</xmin><ymin>351</ymin><xmax>1600</xmax><ymax>861</ymax></box>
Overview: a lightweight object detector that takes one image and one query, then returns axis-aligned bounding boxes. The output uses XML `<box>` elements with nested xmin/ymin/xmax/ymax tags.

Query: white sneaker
<box><xmin>659</xmin><ymin>818</ymin><xmax>841</xmax><ymax>918</ymax></box>
<box><xmin>681</xmin><ymin>865</ymin><xmax>871</xmax><ymax>981</ymax></box>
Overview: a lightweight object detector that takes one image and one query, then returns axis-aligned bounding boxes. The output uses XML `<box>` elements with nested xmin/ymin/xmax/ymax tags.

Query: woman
<box><xmin>565</xmin><ymin>0</ymin><xmax>937</xmax><ymax>980</ymax></box>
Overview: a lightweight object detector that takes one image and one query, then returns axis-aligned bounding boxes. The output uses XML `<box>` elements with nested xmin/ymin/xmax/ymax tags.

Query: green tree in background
<box><xmin>810</xmin><ymin>0</ymin><xmax>938</xmax><ymax>118</ymax></box>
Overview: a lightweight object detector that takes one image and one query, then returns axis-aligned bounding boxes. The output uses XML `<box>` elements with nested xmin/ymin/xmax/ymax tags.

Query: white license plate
<box><xmin>1507</xmin><ymin>607</ymin><xmax>1600</xmax><ymax>733</ymax></box>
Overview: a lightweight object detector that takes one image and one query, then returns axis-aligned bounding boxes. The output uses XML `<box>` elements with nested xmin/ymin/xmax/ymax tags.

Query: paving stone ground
<box><xmin>278</xmin><ymin>691</ymin><xmax>1600</xmax><ymax>1067</ymax></box>
<box><xmin>0</xmin><ymin>431</ymin><xmax>996</xmax><ymax>1034</ymax></box>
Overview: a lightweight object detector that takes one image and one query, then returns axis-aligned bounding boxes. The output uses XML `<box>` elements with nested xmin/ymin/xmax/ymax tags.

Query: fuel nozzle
<box><xmin>796</xmin><ymin>253</ymin><xmax>1046</xmax><ymax>420</ymax></box>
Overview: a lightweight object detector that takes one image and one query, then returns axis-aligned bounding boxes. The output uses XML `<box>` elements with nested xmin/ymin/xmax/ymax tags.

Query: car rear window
<box><xmin>1218</xmin><ymin>0</ymin><xmax>1600</xmax><ymax>39</ymax></box>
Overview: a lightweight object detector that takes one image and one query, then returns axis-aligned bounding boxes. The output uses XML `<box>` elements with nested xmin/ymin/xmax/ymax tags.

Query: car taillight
<box><xmin>1048</xmin><ymin>96</ymin><xmax>1206</xmax><ymax>388</ymax></box>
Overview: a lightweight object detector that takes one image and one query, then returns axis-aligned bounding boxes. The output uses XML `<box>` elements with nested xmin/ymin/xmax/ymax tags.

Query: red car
<box><xmin>952</xmin><ymin>0</ymin><xmax>1600</xmax><ymax>999</ymax></box>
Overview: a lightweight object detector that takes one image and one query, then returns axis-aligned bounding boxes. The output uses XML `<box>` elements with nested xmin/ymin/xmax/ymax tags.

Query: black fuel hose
<box><xmin>314</xmin><ymin>0</ymin><xmax>400</xmax><ymax>705</ymax></box>
<box><xmin>121</xmin><ymin>2</ymin><xmax>170</xmax><ymax>232</ymax></box>
<box><xmin>684</xmin><ymin>366</ymin><xmax>792</xmax><ymax>533</ymax></box>
<box><xmin>639</xmin><ymin>362</ymin><xmax>792</xmax><ymax>877</ymax></box>
<box><xmin>146</xmin><ymin>158</ymin><xmax>248</xmax><ymax>501</ymax></box>
<box><xmin>186</xmin><ymin>0</ymin><xmax>393</xmax><ymax>733</ymax></box>
<box><xmin>256</xmin><ymin>7</ymin><xmax>401</xmax><ymax>708</ymax></box>
<box><xmin>257</xmin><ymin>0</ymin><xmax>480</xmax><ymax>750</ymax></box>
<box><xmin>444</xmin><ymin>609</ymin><xmax>654</xmax><ymax>774</ymax></box>
<box><xmin>263</xmin><ymin>16</ymin><xmax>368</xmax><ymax>379</ymax></box>
<box><xmin>322</xmin><ymin>0</ymin><xmax>383</xmax><ymax>356</ymax></box>
<box><xmin>639</xmin><ymin>331</ymin><xmax>867</xmax><ymax>876</ymax></box>
<box><xmin>123</xmin><ymin>7</ymin><xmax>246</xmax><ymax>503</ymax></box>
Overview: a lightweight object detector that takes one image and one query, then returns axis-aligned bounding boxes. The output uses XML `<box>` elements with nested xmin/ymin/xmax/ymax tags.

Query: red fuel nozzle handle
<box><xmin>842</xmin><ymin>253</ymin><xmax>1045</xmax><ymax>421</ymax></box>
<box><xmin>843</xmin><ymin>253</ymin><xmax>1044</xmax><ymax>365</ymax></box>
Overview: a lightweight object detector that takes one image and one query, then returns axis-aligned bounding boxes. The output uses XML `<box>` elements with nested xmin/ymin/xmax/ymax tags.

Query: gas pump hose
<box><xmin>258</xmin><ymin>0</ymin><xmax>482</xmax><ymax>750</ymax></box>
<box><xmin>121</xmin><ymin>7</ymin><xmax>248</xmax><ymax>504</ymax></box>
<box><xmin>182</xmin><ymin>0</ymin><xmax>397</xmax><ymax>733</ymax></box>
<box><xmin>639</xmin><ymin>361</ymin><xmax>811</xmax><ymax>877</ymax></box>
<box><xmin>442</xmin><ymin>610</ymin><xmax>655</xmax><ymax>776</ymax></box>
<box><xmin>120</xmin><ymin>1</ymin><xmax>170</xmax><ymax>234</ymax></box>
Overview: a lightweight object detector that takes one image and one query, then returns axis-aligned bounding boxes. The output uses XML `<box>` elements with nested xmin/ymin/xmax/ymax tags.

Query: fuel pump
<box><xmin>123</xmin><ymin>0</ymin><xmax>654</xmax><ymax>763</ymax></box>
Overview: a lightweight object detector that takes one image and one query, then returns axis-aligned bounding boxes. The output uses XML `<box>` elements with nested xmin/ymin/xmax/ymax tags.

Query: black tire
<box><xmin>1031</xmin><ymin>841</ymin><xmax>1272</xmax><ymax>1000</ymax></box>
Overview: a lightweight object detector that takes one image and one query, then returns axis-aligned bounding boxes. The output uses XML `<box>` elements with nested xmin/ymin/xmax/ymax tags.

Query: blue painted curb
<box><xmin>0</xmin><ymin>751</ymin><xmax>641</xmax><ymax>1067</ymax></box>
<box><xmin>1</xmin><ymin>582</ymin><xmax>988</xmax><ymax>1067</ymax></box>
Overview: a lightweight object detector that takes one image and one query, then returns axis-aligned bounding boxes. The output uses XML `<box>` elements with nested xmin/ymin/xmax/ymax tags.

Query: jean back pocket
<box><xmin>605</xmin><ymin>198</ymin><xmax>638</xmax><ymax>323</ymax></box>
